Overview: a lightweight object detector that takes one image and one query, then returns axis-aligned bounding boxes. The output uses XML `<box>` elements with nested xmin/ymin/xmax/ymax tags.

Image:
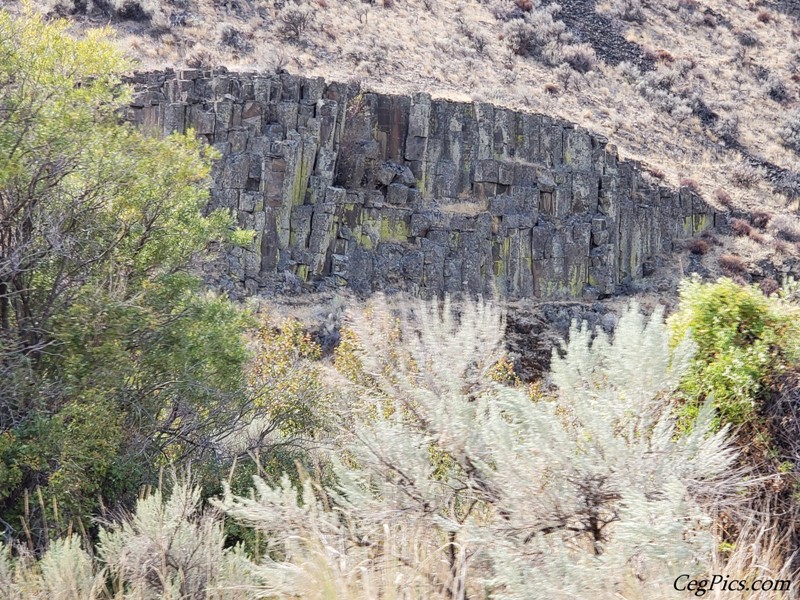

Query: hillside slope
<box><xmin>7</xmin><ymin>0</ymin><xmax>800</xmax><ymax>283</ymax></box>
<box><xmin>14</xmin><ymin>1</ymin><xmax>799</xmax><ymax>197</ymax></box>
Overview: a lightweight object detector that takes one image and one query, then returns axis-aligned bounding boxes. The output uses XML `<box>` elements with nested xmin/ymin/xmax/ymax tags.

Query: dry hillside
<box><xmin>9</xmin><ymin>0</ymin><xmax>800</xmax><ymax>283</ymax></box>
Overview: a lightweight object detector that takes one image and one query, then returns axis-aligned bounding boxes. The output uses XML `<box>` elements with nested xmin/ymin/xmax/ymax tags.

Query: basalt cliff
<box><xmin>127</xmin><ymin>68</ymin><xmax>721</xmax><ymax>300</ymax></box>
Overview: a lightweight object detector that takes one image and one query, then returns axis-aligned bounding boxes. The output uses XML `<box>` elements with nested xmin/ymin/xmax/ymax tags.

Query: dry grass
<box><xmin>730</xmin><ymin>162</ymin><xmax>765</xmax><ymax>189</ymax></box>
<box><xmin>715</xmin><ymin>233</ymin><xmax>794</xmax><ymax>280</ymax></box>
<box><xmin>719</xmin><ymin>253</ymin><xmax>747</xmax><ymax>275</ymax></box>
<box><xmin>439</xmin><ymin>198</ymin><xmax>489</xmax><ymax>215</ymax></box>
<box><xmin>704</xmin><ymin>515</ymin><xmax>797</xmax><ymax>600</ymax></box>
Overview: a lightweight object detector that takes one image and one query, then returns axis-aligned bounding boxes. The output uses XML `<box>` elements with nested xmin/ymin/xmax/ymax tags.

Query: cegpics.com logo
<box><xmin>674</xmin><ymin>574</ymin><xmax>791</xmax><ymax>596</ymax></box>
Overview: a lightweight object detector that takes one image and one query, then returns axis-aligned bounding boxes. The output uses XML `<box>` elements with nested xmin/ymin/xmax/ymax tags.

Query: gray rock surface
<box><xmin>127</xmin><ymin>69</ymin><xmax>717</xmax><ymax>300</ymax></box>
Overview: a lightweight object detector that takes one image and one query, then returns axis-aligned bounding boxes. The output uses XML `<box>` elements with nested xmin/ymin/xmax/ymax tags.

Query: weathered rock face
<box><xmin>127</xmin><ymin>68</ymin><xmax>719</xmax><ymax>300</ymax></box>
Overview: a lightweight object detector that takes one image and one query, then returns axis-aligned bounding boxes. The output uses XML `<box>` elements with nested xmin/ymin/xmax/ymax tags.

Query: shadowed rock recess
<box><xmin>127</xmin><ymin>69</ymin><xmax>721</xmax><ymax>300</ymax></box>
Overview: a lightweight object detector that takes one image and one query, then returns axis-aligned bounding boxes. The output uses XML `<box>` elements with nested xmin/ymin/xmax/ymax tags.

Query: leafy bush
<box><xmin>0</xmin><ymin>536</ymin><xmax>101</xmax><ymax>599</ymax></box>
<box><xmin>0</xmin><ymin>297</ymin><xmax>763</xmax><ymax>598</ymax></box>
<box><xmin>248</xmin><ymin>317</ymin><xmax>323</xmax><ymax>435</ymax></box>
<box><xmin>98</xmin><ymin>481</ymin><xmax>253</xmax><ymax>599</ymax></box>
<box><xmin>669</xmin><ymin>277</ymin><xmax>800</xmax><ymax>429</ymax></box>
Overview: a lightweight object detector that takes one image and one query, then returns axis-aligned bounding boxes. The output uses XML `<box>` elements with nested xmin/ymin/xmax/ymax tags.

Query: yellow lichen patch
<box><xmin>380</xmin><ymin>217</ymin><xmax>409</xmax><ymax>242</ymax></box>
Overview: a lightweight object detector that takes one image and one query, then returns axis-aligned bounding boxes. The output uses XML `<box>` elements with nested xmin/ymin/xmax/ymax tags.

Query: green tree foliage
<box><xmin>248</xmin><ymin>317</ymin><xmax>323</xmax><ymax>438</ymax></box>
<box><xmin>0</xmin><ymin>8</ymin><xmax>251</xmax><ymax>546</ymax></box>
<box><xmin>214</xmin><ymin>313</ymin><xmax>330</xmax><ymax>555</ymax></box>
<box><xmin>669</xmin><ymin>277</ymin><xmax>800</xmax><ymax>429</ymax></box>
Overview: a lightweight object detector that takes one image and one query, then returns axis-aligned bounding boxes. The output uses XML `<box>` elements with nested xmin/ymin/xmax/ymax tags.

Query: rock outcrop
<box><xmin>127</xmin><ymin>68</ymin><xmax>719</xmax><ymax>300</ymax></box>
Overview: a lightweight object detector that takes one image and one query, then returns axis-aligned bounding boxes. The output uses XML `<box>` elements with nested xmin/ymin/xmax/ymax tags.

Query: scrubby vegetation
<box><xmin>0</xmin><ymin>8</ymin><xmax>314</xmax><ymax>552</ymax></box>
<box><xmin>0</xmin><ymin>7</ymin><xmax>248</xmax><ymax>543</ymax></box>
<box><xmin>3</xmin><ymin>290</ymin><xmax>798</xmax><ymax>599</ymax></box>
<box><xmin>0</xmin><ymin>297</ymin><xmax>749</xmax><ymax>597</ymax></box>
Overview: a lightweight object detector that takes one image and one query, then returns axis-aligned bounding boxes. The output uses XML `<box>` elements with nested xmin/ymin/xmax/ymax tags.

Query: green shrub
<box><xmin>669</xmin><ymin>277</ymin><xmax>800</xmax><ymax>429</ymax></box>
